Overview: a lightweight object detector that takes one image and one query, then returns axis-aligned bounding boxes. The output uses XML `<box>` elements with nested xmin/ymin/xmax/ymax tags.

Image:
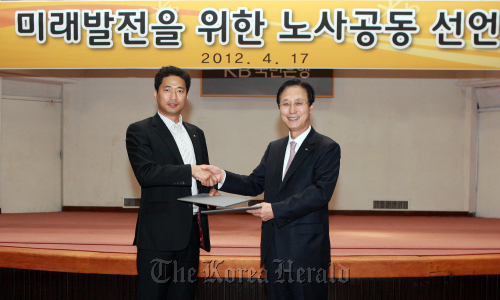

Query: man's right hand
<box><xmin>201</xmin><ymin>165</ymin><xmax>225</xmax><ymax>183</ymax></box>
<box><xmin>192</xmin><ymin>165</ymin><xmax>218</xmax><ymax>187</ymax></box>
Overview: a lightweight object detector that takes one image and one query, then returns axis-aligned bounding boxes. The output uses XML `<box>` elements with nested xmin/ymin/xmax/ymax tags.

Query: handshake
<box><xmin>191</xmin><ymin>164</ymin><xmax>274</xmax><ymax>221</ymax></box>
<box><xmin>191</xmin><ymin>164</ymin><xmax>225</xmax><ymax>187</ymax></box>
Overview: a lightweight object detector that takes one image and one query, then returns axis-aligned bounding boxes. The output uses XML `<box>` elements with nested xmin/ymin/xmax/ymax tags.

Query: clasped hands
<box><xmin>191</xmin><ymin>164</ymin><xmax>224</xmax><ymax>187</ymax></box>
<box><xmin>192</xmin><ymin>165</ymin><xmax>274</xmax><ymax>221</ymax></box>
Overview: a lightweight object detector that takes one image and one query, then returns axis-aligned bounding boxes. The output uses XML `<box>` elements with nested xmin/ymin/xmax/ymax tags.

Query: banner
<box><xmin>0</xmin><ymin>1</ymin><xmax>499</xmax><ymax>69</ymax></box>
<box><xmin>201</xmin><ymin>69</ymin><xmax>334</xmax><ymax>97</ymax></box>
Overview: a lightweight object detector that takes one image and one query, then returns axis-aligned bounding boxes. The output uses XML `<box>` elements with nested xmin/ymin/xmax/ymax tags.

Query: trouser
<box><xmin>264</xmin><ymin>239</ymin><xmax>327</xmax><ymax>300</ymax></box>
<box><xmin>136</xmin><ymin>216</ymin><xmax>200</xmax><ymax>300</ymax></box>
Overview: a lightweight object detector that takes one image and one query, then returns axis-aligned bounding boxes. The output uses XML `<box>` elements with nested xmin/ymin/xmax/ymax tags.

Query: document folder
<box><xmin>177</xmin><ymin>193</ymin><xmax>261</xmax><ymax>215</ymax></box>
<box><xmin>202</xmin><ymin>206</ymin><xmax>261</xmax><ymax>215</ymax></box>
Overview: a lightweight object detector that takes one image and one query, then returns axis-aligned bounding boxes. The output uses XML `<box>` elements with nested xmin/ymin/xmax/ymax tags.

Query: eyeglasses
<box><xmin>278</xmin><ymin>101</ymin><xmax>308</xmax><ymax>109</ymax></box>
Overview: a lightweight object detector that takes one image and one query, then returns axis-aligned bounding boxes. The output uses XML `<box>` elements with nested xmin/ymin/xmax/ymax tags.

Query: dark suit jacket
<box><xmin>126</xmin><ymin>113</ymin><xmax>210</xmax><ymax>252</ymax></box>
<box><xmin>221</xmin><ymin>127</ymin><xmax>340</xmax><ymax>270</ymax></box>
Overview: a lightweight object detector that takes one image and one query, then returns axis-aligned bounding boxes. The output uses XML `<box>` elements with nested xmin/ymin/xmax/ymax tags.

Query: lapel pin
<box><xmin>305</xmin><ymin>148</ymin><xmax>308</xmax><ymax>151</ymax></box>
<box><xmin>193</xmin><ymin>135</ymin><xmax>196</xmax><ymax>137</ymax></box>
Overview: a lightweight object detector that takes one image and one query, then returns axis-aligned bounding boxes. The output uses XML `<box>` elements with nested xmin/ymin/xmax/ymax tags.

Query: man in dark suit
<box><xmin>204</xmin><ymin>79</ymin><xmax>341</xmax><ymax>300</ymax></box>
<box><xmin>126</xmin><ymin>66</ymin><xmax>218</xmax><ymax>300</ymax></box>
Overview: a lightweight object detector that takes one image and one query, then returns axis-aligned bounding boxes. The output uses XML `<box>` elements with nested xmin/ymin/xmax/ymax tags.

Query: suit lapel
<box><xmin>152</xmin><ymin>114</ymin><xmax>183</xmax><ymax>164</ymax></box>
<box><xmin>274</xmin><ymin>137</ymin><xmax>288</xmax><ymax>185</ymax></box>
<box><xmin>280</xmin><ymin>128</ymin><xmax>317</xmax><ymax>187</ymax></box>
<box><xmin>265</xmin><ymin>137</ymin><xmax>287</xmax><ymax>202</ymax></box>
<box><xmin>183</xmin><ymin>122</ymin><xmax>202</xmax><ymax>165</ymax></box>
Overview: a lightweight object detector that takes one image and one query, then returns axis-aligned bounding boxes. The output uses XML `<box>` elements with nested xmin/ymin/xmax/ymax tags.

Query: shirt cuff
<box><xmin>217</xmin><ymin>170</ymin><xmax>227</xmax><ymax>189</ymax></box>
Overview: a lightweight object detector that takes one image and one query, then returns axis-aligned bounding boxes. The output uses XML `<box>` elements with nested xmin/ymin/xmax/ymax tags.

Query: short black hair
<box><xmin>154</xmin><ymin>66</ymin><xmax>191</xmax><ymax>92</ymax></box>
<box><xmin>276</xmin><ymin>79</ymin><xmax>315</xmax><ymax>107</ymax></box>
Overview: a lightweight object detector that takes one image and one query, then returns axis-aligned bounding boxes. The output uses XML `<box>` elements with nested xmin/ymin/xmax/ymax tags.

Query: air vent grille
<box><xmin>373</xmin><ymin>200</ymin><xmax>409</xmax><ymax>210</ymax></box>
<box><xmin>124</xmin><ymin>198</ymin><xmax>141</xmax><ymax>208</ymax></box>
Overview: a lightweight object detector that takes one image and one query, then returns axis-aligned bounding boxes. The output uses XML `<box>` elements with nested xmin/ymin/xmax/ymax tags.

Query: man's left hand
<box><xmin>209</xmin><ymin>189</ymin><xmax>220</xmax><ymax>196</ymax></box>
<box><xmin>247</xmin><ymin>202</ymin><xmax>274</xmax><ymax>222</ymax></box>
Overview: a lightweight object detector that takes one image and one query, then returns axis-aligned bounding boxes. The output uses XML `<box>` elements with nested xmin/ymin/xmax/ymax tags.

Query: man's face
<box><xmin>279</xmin><ymin>85</ymin><xmax>314</xmax><ymax>139</ymax></box>
<box><xmin>154</xmin><ymin>75</ymin><xmax>187</xmax><ymax>122</ymax></box>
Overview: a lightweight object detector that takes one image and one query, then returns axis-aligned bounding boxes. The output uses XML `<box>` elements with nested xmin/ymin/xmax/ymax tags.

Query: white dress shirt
<box><xmin>158</xmin><ymin>112</ymin><xmax>199</xmax><ymax>214</ymax></box>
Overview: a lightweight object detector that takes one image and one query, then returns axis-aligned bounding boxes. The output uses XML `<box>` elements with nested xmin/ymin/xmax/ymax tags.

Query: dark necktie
<box><xmin>196</xmin><ymin>212</ymin><xmax>207</xmax><ymax>250</ymax></box>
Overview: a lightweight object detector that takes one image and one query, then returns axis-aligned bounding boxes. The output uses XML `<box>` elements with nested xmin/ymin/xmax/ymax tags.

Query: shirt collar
<box><xmin>288</xmin><ymin>125</ymin><xmax>311</xmax><ymax>146</ymax></box>
<box><xmin>158</xmin><ymin>111</ymin><xmax>182</xmax><ymax>130</ymax></box>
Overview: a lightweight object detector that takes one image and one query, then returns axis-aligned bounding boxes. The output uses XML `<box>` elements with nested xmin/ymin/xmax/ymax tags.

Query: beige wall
<box><xmin>477</xmin><ymin>110</ymin><xmax>500</xmax><ymax>217</ymax></box>
<box><xmin>0</xmin><ymin>79</ymin><xmax>63</xmax><ymax>213</ymax></box>
<box><xmin>62</xmin><ymin>74</ymin><xmax>471</xmax><ymax>211</ymax></box>
<box><xmin>0</xmin><ymin>78</ymin><xmax>2</xmax><ymax>211</ymax></box>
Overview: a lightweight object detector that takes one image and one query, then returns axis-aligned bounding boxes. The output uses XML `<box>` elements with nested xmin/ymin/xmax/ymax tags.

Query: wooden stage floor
<box><xmin>1</xmin><ymin>212</ymin><xmax>500</xmax><ymax>279</ymax></box>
